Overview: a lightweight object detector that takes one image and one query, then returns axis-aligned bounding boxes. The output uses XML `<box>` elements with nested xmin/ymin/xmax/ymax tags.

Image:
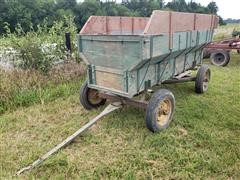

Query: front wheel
<box><xmin>195</xmin><ymin>65</ymin><xmax>211</xmax><ymax>94</ymax></box>
<box><xmin>146</xmin><ymin>89</ymin><xmax>175</xmax><ymax>133</ymax></box>
<box><xmin>80</xmin><ymin>80</ymin><xmax>106</xmax><ymax>110</ymax></box>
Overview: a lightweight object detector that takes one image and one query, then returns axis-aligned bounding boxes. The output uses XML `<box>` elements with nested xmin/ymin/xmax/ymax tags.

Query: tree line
<box><xmin>0</xmin><ymin>0</ymin><xmax>224</xmax><ymax>35</ymax></box>
<box><xmin>225</xmin><ymin>18</ymin><xmax>240</xmax><ymax>24</ymax></box>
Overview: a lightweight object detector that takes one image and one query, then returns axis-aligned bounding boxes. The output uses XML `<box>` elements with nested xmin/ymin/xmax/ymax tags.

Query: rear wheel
<box><xmin>210</xmin><ymin>50</ymin><xmax>230</xmax><ymax>66</ymax></box>
<box><xmin>195</xmin><ymin>65</ymin><xmax>211</xmax><ymax>94</ymax></box>
<box><xmin>146</xmin><ymin>89</ymin><xmax>175</xmax><ymax>133</ymax></box>
<box><xmin>80</xmin><ymin>80</ymin><xmax>106</xmax><ymax>110</ymax></box>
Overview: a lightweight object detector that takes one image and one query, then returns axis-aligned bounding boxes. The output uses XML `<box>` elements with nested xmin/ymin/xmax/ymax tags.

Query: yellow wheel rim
<box><xmin>203</xmin><ymin>70</ymin><xmax>210</xmax><ymax>91</ymax></box>
<box><xmin>88</xmin><ymin>89</ymin><xmax>102</xmax><ymax>104</ymax></box>
<box><xmin>156</xmin><ymin>99</ymin><xmax>172</xmax><ymax>126</ymax></box>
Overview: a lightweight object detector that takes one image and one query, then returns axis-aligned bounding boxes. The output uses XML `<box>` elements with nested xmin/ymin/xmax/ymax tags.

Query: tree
<box><xmin>0</xmin><ymin>0</ymin><xmax>8</xmax><ymax>33</ymax></box>
<box><xmin>218</xmin><ymin>16</ymin><xmax>226</xmax><ymax>26</ymax></box>
<box><xmin>165</xmin><ymin>0</ymin><xmax>188</xmax><ymax>12</ymax></box>
<box><xmin>122</xmin><ymin>0</ymin><xmax>164</xmax><ymax>17</ymax></box>
<box><xmin>207</xmin><ymin>1</ymin><xmax>218</xmax><ymax>14</ymax></box>
<box><xmin>74</xmin><ymin>0</ymin><xmax>105</xmax><ymax>28</ymax></box>
<box><xmin>0</xmin><ymin>0</ymin><xmax>224</xmax><ymax>35</ymax></box>
<box><xmin>0</xmin><ymin>0</ymin><xmax>57</xmax><ymax>33</ymax></box>
<box><xmin>102</xmin><ymin>2</ymin><xmax>133</xmax><ymax>16</ymax></box>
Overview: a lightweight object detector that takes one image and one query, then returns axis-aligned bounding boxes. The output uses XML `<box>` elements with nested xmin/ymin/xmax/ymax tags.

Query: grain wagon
<box><xmin>77</xmin><ymin>10</ymin><xmax>218</xmax><ymax>132</ymax></box>
<box><xmin>17</xmin><ymin>11</ymin><xmax>219</xmax><ymax>174</ymax></box>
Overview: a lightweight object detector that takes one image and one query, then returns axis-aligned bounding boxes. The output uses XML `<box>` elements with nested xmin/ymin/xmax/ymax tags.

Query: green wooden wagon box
<box><xmin>77</xmin><ymin>11</ymin><xmax>218</xmax><ymax>132</ymax></box>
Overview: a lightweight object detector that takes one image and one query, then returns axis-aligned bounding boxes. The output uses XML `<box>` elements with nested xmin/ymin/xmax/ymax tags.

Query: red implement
<box><xmin>206</xmin><ymin>38</ymin><xmax>240</xmax><ymax>50</ymax></box>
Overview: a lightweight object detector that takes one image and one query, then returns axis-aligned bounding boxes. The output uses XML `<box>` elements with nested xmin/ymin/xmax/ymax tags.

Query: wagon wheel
<box><xmin>80</xmin><ymin>80</ymin><xmax>106</xmax><ymax>110</ymax></box>
<box><xmin>146</xmin><ymin>89</ymin><xmax>175</xmax><ymax>133</ymax></box>
<box><xmin>210</xmin><ymin>50</ymin><xmax>230</xmax><ymax>66</ymax></box>
<box><xmin>195</xmin><ymin>64</ymin><xmax>211</xmax><ymax>94</ymax></box>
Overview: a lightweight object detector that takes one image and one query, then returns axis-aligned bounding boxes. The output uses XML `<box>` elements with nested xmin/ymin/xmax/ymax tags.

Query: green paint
<box><xmin>79</xmin><ymin>29</ymin><xmax>214</xmax><ymax>98</ymax></box>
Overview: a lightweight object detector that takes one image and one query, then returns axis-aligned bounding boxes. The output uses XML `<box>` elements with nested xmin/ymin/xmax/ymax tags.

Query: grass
<box><xmin>0</xmin><ymin>53</ymin><xmax>239</xmax><ymax>179</ymax></box>
<box><xmin>0</xmin><ymin>62</ymin><xmax>85</xmax><ymax>114</ymax></box>
<box><xmin>214</xmin><ymin>23</ymin><xmax>240</xmax><ymax>40</ymax></box>
<box><xmin>0</xmin><ymin>78</ymin><xmax>84</xmax><ymax>114</ymax></box>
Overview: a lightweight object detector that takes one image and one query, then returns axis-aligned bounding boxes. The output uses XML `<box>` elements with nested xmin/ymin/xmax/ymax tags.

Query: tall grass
<box><xmin>214</xmin><ymin>23</ymin><xmax>240</xmax><ymax>40</ymax></box>
<box><xmin>0</xmin><ymin>62</ymin><xmax>85</xmax><ymax>114</ymax></box>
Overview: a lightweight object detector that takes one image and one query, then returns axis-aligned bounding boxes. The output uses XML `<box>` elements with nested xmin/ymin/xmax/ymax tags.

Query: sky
<box><xmin>164</xmin><ymin>0</ymin><xmax>239</xmax><ymax>19</ymax></box>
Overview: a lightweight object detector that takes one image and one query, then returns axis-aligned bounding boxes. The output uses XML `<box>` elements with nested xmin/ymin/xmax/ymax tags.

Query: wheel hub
<box><xmin>214</xmin><ymin>53</ymin><xmax>225</xmax><ymax>65</ymax></box>
<box><xmin>156</xmin><ymin>99</ymin><xmax>172</xmax><ymax>126</ymax></box>
<box><xmin>88</xmin><ymin>89</ymin><xmax>103</xmax><ymax>104</ymax></box>
<box><xmin>203</xmin><ymin>70</ymin><xmax>210</xmax><ymax>91</ymax></box>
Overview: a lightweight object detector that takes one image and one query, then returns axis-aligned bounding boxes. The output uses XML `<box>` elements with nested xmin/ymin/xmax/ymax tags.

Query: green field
<box><xmin>0</xmin><ymin>52</ymin><xmax>239</xmax><ymax>179</ymax></box>
<box><xmin>214</xmin><ymin>23</ymin><xmax>240</xmax><ymax>40</ymax></box>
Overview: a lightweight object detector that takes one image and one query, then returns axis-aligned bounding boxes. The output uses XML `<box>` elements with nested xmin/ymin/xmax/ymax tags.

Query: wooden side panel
<box><xmin>134</xmin><ymin>17</ymin><xmax>151</xmax><ymax>34</ymax></box>
<box><xmin>144</xmin><ymin>11</ymin><xmax>170</xmax><ymax>34</ymax></box>
<box><xmin>195</xmin><ymin>14</ymin><xmax>212</xmax><ymax>30</ymax></box>
<box><xmin>185</xmin><ymin>53</ymin><xmax>195</xmax><ymax>70</ymax></box>
<box><xmin>144</xmin><ymin>10</ymin><xmax>218</xmax><ymax>35</ymax></box>
<box><xmin>172</xmin><ymin>32</ymin><xmax>188</xmax><ymax>51</ymax></box>
<box><xmin>198</xmin><ymin>30</ymin><xmax>208</xmax><ymax>44</ymax></box>
<box><xmin>96</xmin><ymin>71</ymin><xmax>123</xmax><ymax>91</ymax></box>
<box><xmin>80</xmin><ymin>35</ymin><xmax>142</xmax><ymax>70</ymax></box>
<box><xmin>171</xmin><ymin>12</ymin><xmax>195</xmax><ymax>32</ymax></box>
<box><xmin>158</xmin><ymin>58</ymin><xmax>175</xmax><ymax>82</ymax></box>
<box><xmin>80</xmin><ymin>11</ymin><xmax>218</xmax><ymax>35</ymax></box>
<box><xmin>108</xmin><ymin>17</ymin><xmax>149</xmax><ymax>35</ymax></box>
<box><xmin>175</xmin><ymin>55</ymin><xmax>185</xmax><ymax>75</ymax></box>
<box><xmin>136</xmin><ymin>63</ymin><xmax>157</xmax><ymax>93</ymax></box>
<box><xmin>80</xmin><ymin>16</ymin><xmax>106</xmax><ymax>35</ymax></box>
<box><xmin>152</xmin><ymin>34</ymin><xmax>170</xmax><ymax>56</ymax></box>
<box><xmin>190</xmin><ymin>31</ymin><xmax>198</xmax><ymax>47</ymax></box>
<box><xmin>80</xmin><ymin>16</ymin><xmax>149</xmax><ymax>35</ymax></box>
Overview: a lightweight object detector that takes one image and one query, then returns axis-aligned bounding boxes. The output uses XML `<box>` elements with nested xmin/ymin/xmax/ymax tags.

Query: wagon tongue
<box><xmin>16</xmin><ymin>102</ymin><xmax>122</xmax><ymax>176</ymax></box>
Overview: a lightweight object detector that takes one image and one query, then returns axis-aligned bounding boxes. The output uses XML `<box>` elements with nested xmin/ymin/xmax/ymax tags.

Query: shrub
<box><xmin>2</xmin><ymin>15</ymin><xmax>78</xmax><ymax>74</ymax></box>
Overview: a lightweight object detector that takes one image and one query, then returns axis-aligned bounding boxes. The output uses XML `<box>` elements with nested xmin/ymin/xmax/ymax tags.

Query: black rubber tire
<box><xmin>79</xmin><ymin>80</ymin><xmax>106</xmax><ymax>110</ymax></box>
<box><xmin>146</xmin><ymin>89</ymin><xmax>175</xmax><ymax>133</ymax></box>
<box><xmin>195</xmin><ymin>64</ymin><xmax>211</xmax><ymax>94</ymax></box>
<box><xmin>210</xmin><ymin>50</ymin><xmax>230</xmax><ymax>67</ymax></box>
